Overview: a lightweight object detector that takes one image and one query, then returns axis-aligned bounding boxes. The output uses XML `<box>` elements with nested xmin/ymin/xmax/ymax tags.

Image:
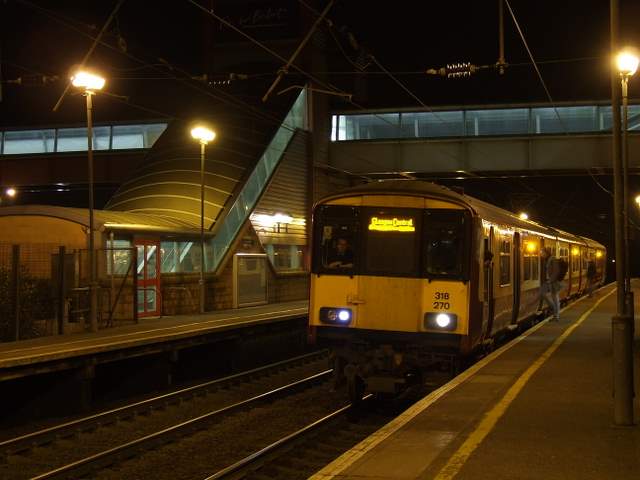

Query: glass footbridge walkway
<box><xmin>329</xmin><ymin>102</ymin><xmax>640</xmax><ymax>176</ymax></box>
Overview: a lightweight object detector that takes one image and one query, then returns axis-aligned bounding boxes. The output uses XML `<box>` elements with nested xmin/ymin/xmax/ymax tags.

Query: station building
<box><xmin>0</xmin><ymin>89</ymin><xmax>348</xmax><ymax>327</ymax></box>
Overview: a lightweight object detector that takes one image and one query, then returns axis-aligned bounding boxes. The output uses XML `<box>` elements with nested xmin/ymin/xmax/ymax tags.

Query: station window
<box><xmin>160</xmin><ymin>241</ymin><xmax>199</xmax><ymax>273</ymax></box>
<box><xmin>2</xmin><ymin>129</ymin><xmax>55</xmax><ymax>154</ymax></box>
<box><xmin>1</xmin><ymin>123</ymin><xmax>167</xmax><ymax>155</ymax></box>
<box><xmin>57</xmin><ymin>127</ymin><xmax>110</xmax><ymax>152</ymax></box>
<box><xmin>499</xmin><ymin>239</ymin><xmax>511</xmax><ymax>286</ymax></box>
<box><xmin>465</xmin><ymin>108</ymin><xmax>529</xmax><ymax>136</ymax></box>
<box><xmin>264</xmin><ymin>244</ymin><xmax>305</xmax><ymax>272</ymax></box>
<box><xmin>106</xmin><ymin>239</ymin><xmax>133</xmax><ymax>275</ymax></box>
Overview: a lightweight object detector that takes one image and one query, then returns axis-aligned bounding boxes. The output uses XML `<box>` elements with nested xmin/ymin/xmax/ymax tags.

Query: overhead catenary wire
<box><xmin>304</xmin><ymin>3</ymin><xmax>614</xmax><ymax>234</ymax></box>
<box><xmin>5</xmin><ymin>0</ymin><xmax>439</xmax><ymax>178</ymax></box>
<box><xmin>504</xmin><ymin>0</ymin><xmax>613</xmax><ymax>198</ymax></box>
<box><xmin>14</xmin><ymin>0</ymin><xmax>299</xmax><ymax>132</ymax></box>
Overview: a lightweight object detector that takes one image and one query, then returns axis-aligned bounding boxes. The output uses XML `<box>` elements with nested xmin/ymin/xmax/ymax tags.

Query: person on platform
<box><xmin>327</xmin><ymin>237</ymin><xmax>354</xmax><ymax>268</ymax></box>
<box><xmin>540</xmin><ymin>247</ymin><xmax>561</xmax><ymax>321</ymax></box>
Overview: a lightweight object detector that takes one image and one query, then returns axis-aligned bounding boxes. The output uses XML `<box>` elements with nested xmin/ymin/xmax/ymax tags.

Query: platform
<box><xmin>310</xmin><ymin>282</ymin><xmax>640</xmax><ymax>480</ymax></box>
<box><xmin>0</xmin><ymin>300</ymin><xmax>308</xmax><ymax>381</ymax></box>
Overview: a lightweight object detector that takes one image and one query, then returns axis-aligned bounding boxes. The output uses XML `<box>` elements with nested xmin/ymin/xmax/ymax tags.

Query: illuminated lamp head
<box><xmin>435</xmin><ymin>313</ymin><xmax>451</xmax><ymax>328</ymax></box>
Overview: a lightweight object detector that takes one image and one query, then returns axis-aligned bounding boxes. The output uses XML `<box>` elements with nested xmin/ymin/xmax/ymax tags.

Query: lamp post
<box><xmin>71</xmin><ymin>70</ymin><xmax>105</xmax><ymax>333</ymax></box>
<box><xmin>617</xmin><ymin>49</ymin><xmax>638</xmax><ymax>300</ymax></box>
<box><xmin>190</xmin><ymin>126</ymin><xmax>216</xmax><ymax>314</ymax></box>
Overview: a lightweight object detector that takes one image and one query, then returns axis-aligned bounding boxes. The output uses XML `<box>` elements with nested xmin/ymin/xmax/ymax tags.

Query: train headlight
<box><xmin>424</xmin><ymin>312</ymin><xmax>458</xmax><ymax>331</ymax></box>
<box><xmin>320</xmin><ymin>307</ymin><xmax>353</xmax><ymax>325</ymax></box>
<box><xmin>435</xmin><ymin>313</ymin><xmax>451</xmax><ymax>328</ymax></box>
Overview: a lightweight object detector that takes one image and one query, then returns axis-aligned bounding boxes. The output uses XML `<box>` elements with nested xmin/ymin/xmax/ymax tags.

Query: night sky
<box><xmin>1</xmin><ymin>0</ymin><xmax>639</xmax><ymax>270</ymax></box>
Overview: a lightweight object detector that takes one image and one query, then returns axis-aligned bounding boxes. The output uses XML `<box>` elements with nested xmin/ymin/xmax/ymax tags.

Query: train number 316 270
<box><xmin>433</xmin><ymin>292</ymin><xmax>451</xmax><ymax>309</ymax></box>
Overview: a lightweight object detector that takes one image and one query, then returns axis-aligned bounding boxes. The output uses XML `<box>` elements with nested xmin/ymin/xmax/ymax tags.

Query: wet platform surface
<box><xmin>310</xmin><ymin>282</ymin><xmax>640</xmax><ymax>480</ymax></box>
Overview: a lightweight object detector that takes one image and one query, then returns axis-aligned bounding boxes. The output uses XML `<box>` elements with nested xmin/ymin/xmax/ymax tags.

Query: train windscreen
<box><xmin>363</xmin><ymin>207</ymin><xmax>421</xmax><ymax>277</ymax></box>
<box><xmin>423</xmin><ymin>209</ymin><xmax>467</xmax><ymax>279</ymax></box>
<box><xmin>313</xmin><ymin>204</ymin><xmax>469</xmax><ymax>279</ymax></box>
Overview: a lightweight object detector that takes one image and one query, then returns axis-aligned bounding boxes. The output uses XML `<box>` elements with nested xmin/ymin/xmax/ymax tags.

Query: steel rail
<box><xmin>29</xmin><ymin>369</ymin><xmax>332</xmax><ymax>480</ymax></box>
<box><xmin>204</xmin><ymin>394</ymin><xmax>374</xmax><ymax>480</ymax></box>
<box><xmin>0</xmin><ymin>349</ymin><xmax>328</xmax><ymax>457</ymax></box>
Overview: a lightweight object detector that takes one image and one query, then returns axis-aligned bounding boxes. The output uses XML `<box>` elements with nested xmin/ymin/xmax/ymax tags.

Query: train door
<box><xmin>483</xmin><ymin>227</ymin><xmax>495</xmax><ymax>337</ymax></box>
<box><xmin>511</xmin><ymin>232</ymin><xmax>521</xmax><ymax>324</ymax></box>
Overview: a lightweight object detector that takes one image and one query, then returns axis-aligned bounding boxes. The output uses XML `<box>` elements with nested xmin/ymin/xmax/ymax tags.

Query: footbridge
<box><xmin>328</xmin><ymin>101</ymin><xmax>640</xmax><ymax>178</ymax></box>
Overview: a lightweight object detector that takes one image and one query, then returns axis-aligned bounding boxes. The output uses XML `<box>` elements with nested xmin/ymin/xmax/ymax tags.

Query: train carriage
<box><xmin>308</xmin><ymin>181</ymin><xmax>606</xmax><ymax>400</ymax></box>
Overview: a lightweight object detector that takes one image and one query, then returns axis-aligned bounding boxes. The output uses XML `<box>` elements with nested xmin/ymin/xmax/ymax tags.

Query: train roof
<box><xmin>316</xmin><ymin>180</ymin><xmax>605</xmax><ymax>249</ymax></box>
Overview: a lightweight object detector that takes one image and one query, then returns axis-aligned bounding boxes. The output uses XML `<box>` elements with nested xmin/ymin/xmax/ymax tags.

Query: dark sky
<box><xmin>2</xmin><ymin>0</ymin><xmax>640</xmax><ymax>125</ymax></box>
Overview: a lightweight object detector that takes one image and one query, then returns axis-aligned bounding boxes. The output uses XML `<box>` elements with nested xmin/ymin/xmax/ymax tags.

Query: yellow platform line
<box><xmin>308</xmin><ymin>286</ymin><xmax>613</xmax><ymax>480</ymax></box>
<box><xmin>433</xmin><ymin>287</ymin><xmax>615</xmax><ymax>480</ymax></box>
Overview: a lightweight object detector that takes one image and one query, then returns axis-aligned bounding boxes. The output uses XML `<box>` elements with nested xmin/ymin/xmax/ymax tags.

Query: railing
<box><xmin>0</xmin><ymin>243</ymin><xmax>137</xmax><ymax>342</ymax></box>
<box><xmin>208</xmin><ymin>88</ymin><xmax>308</xmax><ymax>273</ymax></box>
<box><xmin>331</xmin><ymin>103</ymin><xmax>640</xmax><ymax>141</ymax></box>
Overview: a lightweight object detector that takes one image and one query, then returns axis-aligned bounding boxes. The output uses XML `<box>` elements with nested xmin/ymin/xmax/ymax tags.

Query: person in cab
<box><xmin>326</xmin><ymin>237</ymin><xmax>354</xmax><ymax>269</ymax></box>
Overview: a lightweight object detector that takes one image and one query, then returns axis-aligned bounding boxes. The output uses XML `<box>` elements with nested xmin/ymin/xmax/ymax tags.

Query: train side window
<box><xmin>499</xmin><ymin>238</ymin><xmax>511</xmax><ymax>286</ymax></box>
<box><xmin>423</xmin><ymin>209</ymin><xmax>469</xmax><ymax>280</ymax></box>
<box><xmin>523</xmin><ymin>240</ymin><xmax>539</xmax><ymax>281</ymax></box>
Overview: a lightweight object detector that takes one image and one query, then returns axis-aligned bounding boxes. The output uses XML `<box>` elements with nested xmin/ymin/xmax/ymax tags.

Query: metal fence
<box><xmin>0</xmin><ymin>243</ymin><xmax>137</xmax><ymax>343</ymax></box>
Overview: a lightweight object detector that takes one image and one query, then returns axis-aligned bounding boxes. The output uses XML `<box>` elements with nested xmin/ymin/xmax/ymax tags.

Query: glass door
<box><xmin>135</xmin><ymin>239</ymin><xmax>161</xmax><ymax>317</ymax></box>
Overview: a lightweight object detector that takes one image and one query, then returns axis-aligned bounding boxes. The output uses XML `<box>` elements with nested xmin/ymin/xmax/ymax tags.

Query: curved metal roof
<box><xmin>104</xmin><ymin>122</ymin><xmax>249</xmax><ymax>229</ymax></box>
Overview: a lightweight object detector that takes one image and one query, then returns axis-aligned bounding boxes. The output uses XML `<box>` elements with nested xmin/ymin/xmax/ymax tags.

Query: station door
<box><xmin>135</xmin><ymin>239</ymin><xmax>161</xmax><ymax>317</ymax></box>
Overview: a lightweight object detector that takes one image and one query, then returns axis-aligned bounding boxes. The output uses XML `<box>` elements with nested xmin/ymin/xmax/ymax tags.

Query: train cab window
<box><xmin>499</xmin><ymin>239</ymin><xmax>511</xmax><ymax>286</ymax></box>
<box><xmin>313</xmin><ymin>205</ymin><xmax>358</xmax><ymax>274</ymax></box>
<box><xmin>423</xmin><ymin>209</ymin><xmax>468</xmax><ymax>279</ymax></box>
<box><xmin>363</xmin><ymin>208</ymin><xmax>421</xmax><ymax>277</ymax></box>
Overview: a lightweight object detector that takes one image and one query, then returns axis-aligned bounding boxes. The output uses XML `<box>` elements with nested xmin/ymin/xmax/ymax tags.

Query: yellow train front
<box><xmin>308</xmin><ymin>181</ymin><xmax>606</xmax><ymax>400</ymax></box>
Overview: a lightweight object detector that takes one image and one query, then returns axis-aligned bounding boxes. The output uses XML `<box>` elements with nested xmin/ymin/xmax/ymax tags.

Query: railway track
<box><xmin>0</xmin><ymin>350</ymin><xmax>331</xmax><ymax>480</ymax></box>
<box><xmin>204</xmin><ymin>395</ymin><xmax>394</xmax><ymax>480</ymax></box>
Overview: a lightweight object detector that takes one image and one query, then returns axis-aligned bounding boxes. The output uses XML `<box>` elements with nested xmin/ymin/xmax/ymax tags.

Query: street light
<box><xmin>191</xmin><ymin>125</ymin><xmax>216</xmax><ymax>314</ymax></box>
<box><xmin>71</xmin><ymin>68</ymin><xmax>105</xmax><ymax>332</ymax></box>
<box><xmin>617</xmin><ymin>48</ymin><xmax>638</xmax><ymax>298</ymax></box>
<box><xmin>636</xmin><ymin>194</ymin><xmax>640</xmax><ymax>207</ymax></box>
<box><xmin>518</xmin><ymin>212</ymin><xmax>529</xmax><ymax>220</ymax></box>
<box><xmin>5</xmin><ymin>187</ymin><xmax>16</xmax><ymax>198</ymax></box>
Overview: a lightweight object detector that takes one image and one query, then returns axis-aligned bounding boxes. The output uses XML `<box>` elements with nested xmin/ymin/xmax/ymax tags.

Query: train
<box><xmin>307</xmin><ymin>180</ymin><xmax>606</xmax><ymax>401</ymax></box>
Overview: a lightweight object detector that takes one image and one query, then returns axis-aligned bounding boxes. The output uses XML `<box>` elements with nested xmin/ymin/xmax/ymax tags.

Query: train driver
<box><xmin>326</xmin><ymin>237</ymin><xmax>354</xmax><ymax>268</ymax></box>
